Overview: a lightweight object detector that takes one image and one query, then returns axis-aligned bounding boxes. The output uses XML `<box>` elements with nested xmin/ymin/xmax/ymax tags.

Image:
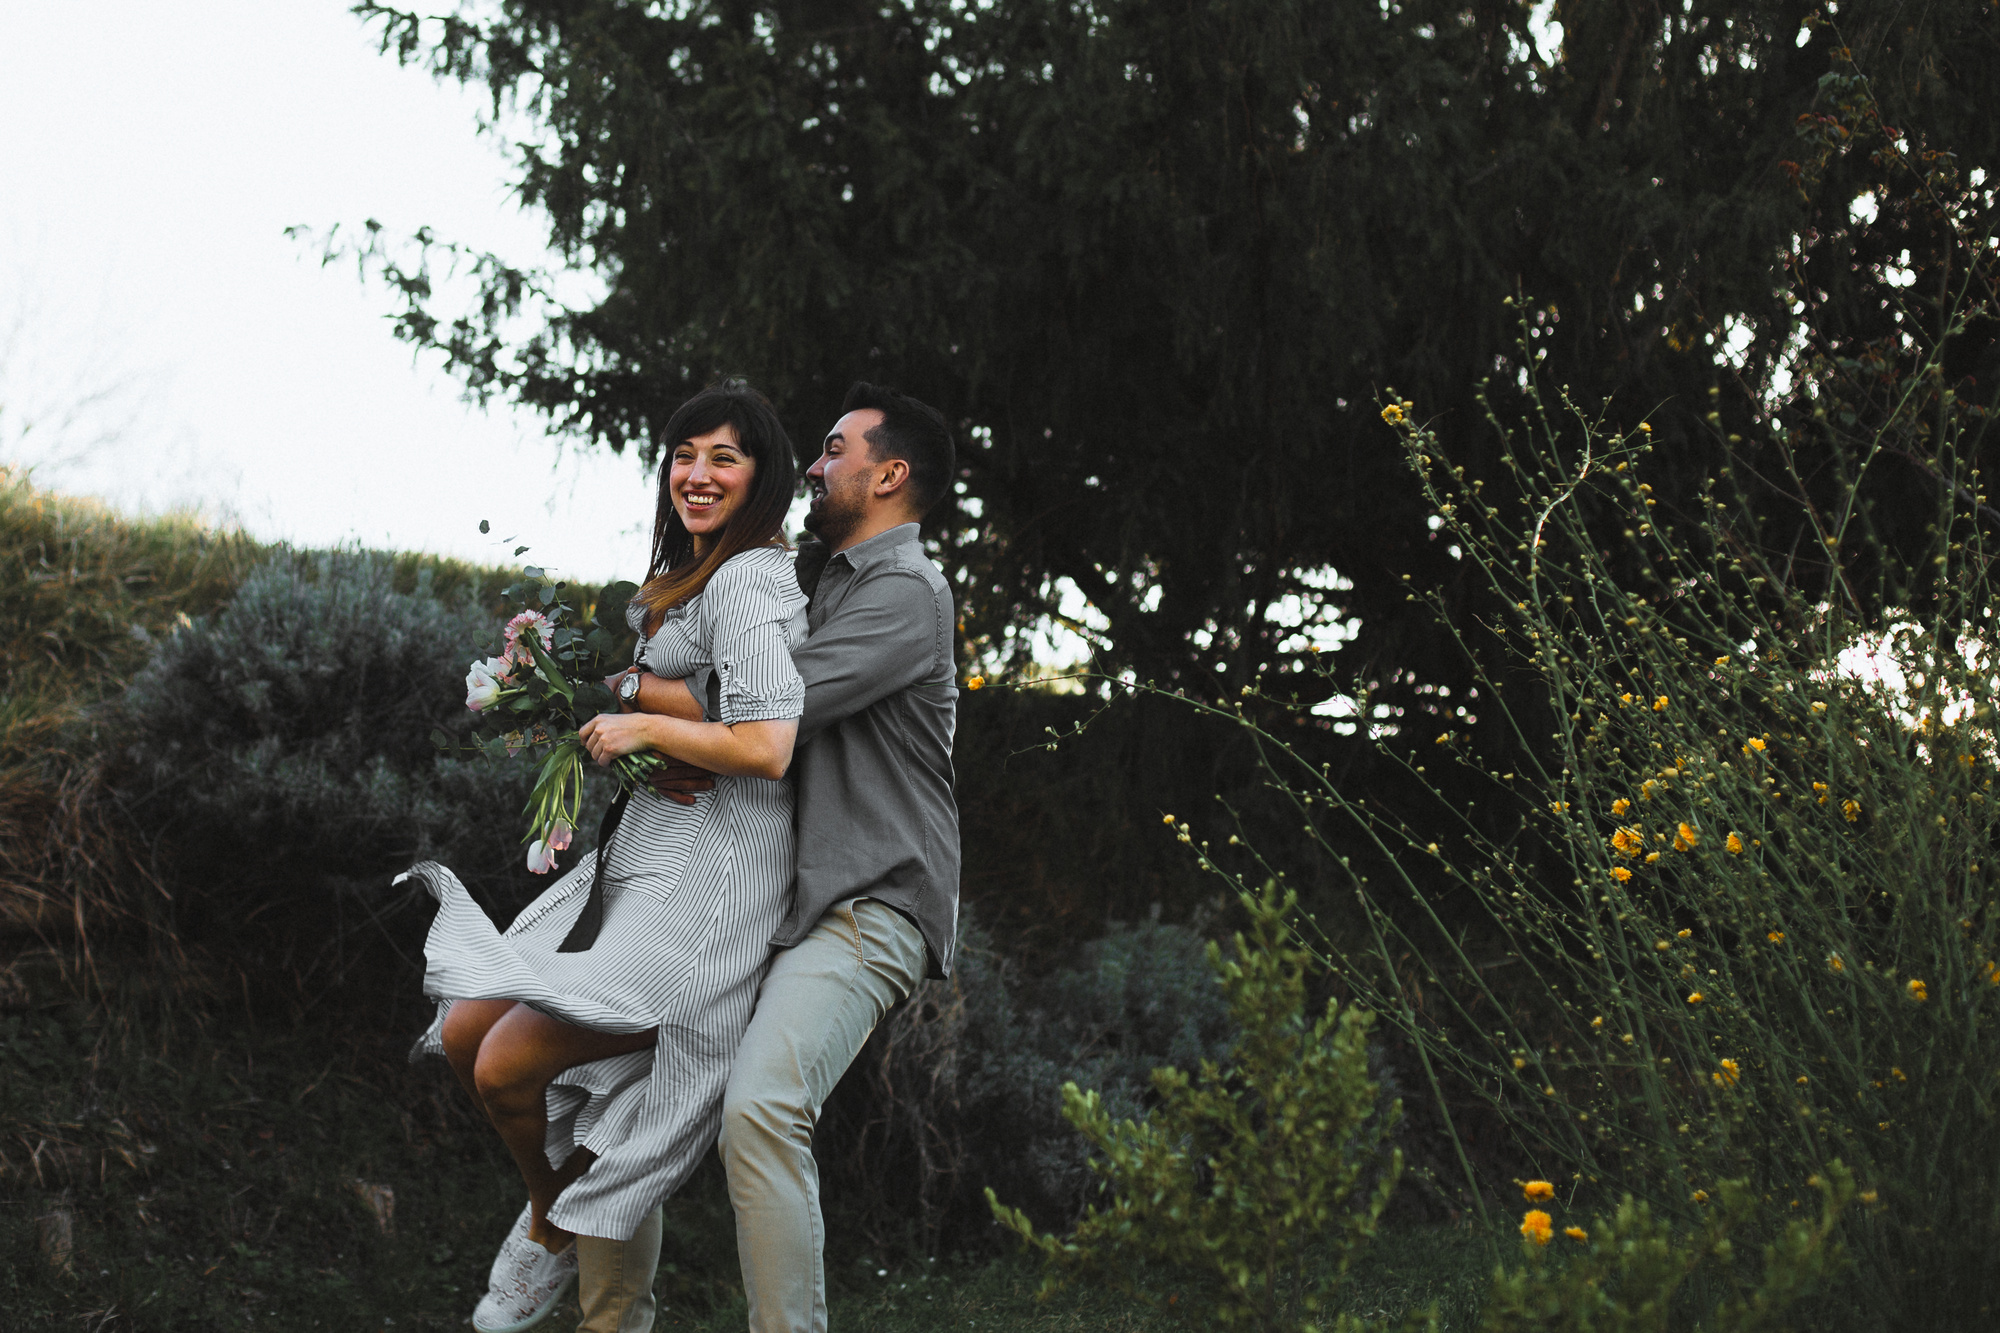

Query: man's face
<box><xmin>804</xmin><ymin>408</ymin><xmax>886</xmax><ymax>545</ymax></box>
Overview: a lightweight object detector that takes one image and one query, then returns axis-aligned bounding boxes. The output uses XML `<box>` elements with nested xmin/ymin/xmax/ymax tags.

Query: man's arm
<box><xmin>607</xmin><ymin>669</ymin><xmax>713</xmax><ymax>804</ymax></box>
<box><xmin>793</xmin><ymin>569</ymin><xmax>946</xmax><ymax>745</ymax></box>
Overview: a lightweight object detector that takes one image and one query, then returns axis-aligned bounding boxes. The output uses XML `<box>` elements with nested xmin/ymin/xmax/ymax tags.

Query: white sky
<box><xmin>0</xmin><ymin>0</ymin><xmax>659</xmax><ymax>584</ymax></box>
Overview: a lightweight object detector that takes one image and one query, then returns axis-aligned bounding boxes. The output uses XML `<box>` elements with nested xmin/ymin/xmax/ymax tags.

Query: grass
<box><xmin>0</xmin><ymin>961</ymin><xmax>1496</xmax><ymax>1332</ymax></box>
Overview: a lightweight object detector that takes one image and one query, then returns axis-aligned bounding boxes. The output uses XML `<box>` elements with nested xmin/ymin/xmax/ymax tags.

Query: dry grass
<box><xmin>0</xmin><ymin>469</ymin><xmax>262</xmax><ymax>953</ymax></box>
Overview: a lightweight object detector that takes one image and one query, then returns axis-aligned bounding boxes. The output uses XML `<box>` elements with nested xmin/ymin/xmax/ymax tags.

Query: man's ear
<box><xmin>872</xmin><ymin>456</ymin><xmax>913</xmax><ymax>499</ymax></box>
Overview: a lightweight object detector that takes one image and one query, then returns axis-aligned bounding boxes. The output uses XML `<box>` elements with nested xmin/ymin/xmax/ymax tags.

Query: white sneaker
<box><xmin>473</xmin><ymin>1231</ymin><xmax>577</xmax><ymax>1333</ymax></box>
<box><xmin>485</xmin><ymin>1204</ymin><xmax>533</xmax><ymax>1291</ymax></box>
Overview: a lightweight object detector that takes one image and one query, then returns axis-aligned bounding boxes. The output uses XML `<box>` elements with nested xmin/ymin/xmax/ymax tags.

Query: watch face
<box><xmin>621</xmin><ymin>673</ymin><xmax>640</xmax><ymax>700</ymax></box>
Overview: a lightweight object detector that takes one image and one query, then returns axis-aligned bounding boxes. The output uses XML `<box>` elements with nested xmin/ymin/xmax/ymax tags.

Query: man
<box><xmin>570</xmin><ymin>382</ymin><xmax>961</xmax><ymax>1333</ymax></box>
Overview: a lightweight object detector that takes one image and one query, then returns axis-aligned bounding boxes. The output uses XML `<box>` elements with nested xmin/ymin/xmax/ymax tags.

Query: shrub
<box><xmin>819</xmin><ymin>907</ymin><xmax>1237</xmax><ymax>1252</ymax></box>
<box><xmin>1481</xmin><ymin>1168</ymin><xmax>1854</xmax><ymax>1333</ymax></box>
<box><xmin>1144</xmin><ymin>76</ymin><xmax>1997</xmax><ymax>1329</ymax></box>
<box><xmin>113</xmin><ymin>548</ymin><xmax>578</xmax><ymax>968</ymax></box>
<box><xmin>987</xmin><ymin>882</ymin><xmax>1417</xmax><ymax>1333</ymax></box>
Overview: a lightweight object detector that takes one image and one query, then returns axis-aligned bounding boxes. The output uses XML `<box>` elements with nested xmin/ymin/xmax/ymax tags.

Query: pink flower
<box><xmin>545</xmin><ymin>820</ymin><xmax>574</xmax><ymax>852</ymax></box>
<box><xmin>503</xmin><ymin>611</ymin><xmax>557</xmax><ymax>666</ymax></box>
<box><xmin>525</xmin><ymin>840</ymin><xmax>557</xmax><ymax>874</ymax></box>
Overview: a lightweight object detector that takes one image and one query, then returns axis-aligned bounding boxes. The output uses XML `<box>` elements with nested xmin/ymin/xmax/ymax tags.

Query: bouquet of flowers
<box><xmin>436</xmin><ymin>566</ymin><xmax>653</xmax><ymax>873</ymax></box>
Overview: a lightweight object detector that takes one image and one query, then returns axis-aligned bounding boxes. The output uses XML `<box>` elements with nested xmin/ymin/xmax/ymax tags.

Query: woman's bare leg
<box><xmin>472</xmin><ymin>1003</ymin><xmax>656</xmax><ymax>1252</ymax></box>
<box><xmin>441</xmin><ymin>999</ymin><xmax>519</xmax><ymax>1103</ymax></box>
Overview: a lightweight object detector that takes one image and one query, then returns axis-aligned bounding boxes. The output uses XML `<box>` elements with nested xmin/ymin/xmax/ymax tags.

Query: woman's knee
<box><xmin>720</xmin><ymin>1084</ymin><xmax>808</xmax><ymax>1159</ymax></box>
<box><xmin>441</xmin><ymin>999</ymin><xmax>511</xmax><ymax>1068</ymax></box>
<box><xmin>472</xmin><ymin>1043</ymin><xmax>545</xmax><ymax>1116</ymax></box>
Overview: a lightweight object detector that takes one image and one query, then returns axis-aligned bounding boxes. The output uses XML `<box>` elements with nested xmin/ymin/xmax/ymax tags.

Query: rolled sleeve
<box><xmin>703</xmin><ymin>553</ymin><xmax>807</xmax><ymax>725</ymax></box>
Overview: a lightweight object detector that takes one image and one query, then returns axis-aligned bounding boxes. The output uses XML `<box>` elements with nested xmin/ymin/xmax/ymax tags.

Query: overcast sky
<box><xmin>0</xmin><ymin>1</ymin><xmax>659</xmax><ymax>582</ymax></box>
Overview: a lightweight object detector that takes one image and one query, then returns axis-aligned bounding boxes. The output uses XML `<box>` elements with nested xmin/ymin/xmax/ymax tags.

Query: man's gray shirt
<box><xmin>778</xmin><ymin>523</ymin><xmax>960</xmax><ymax>978</ymax></box>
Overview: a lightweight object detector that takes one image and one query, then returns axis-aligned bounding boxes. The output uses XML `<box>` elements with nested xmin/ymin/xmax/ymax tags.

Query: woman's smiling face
<box><xmin>671</xmin><ymin>424</ymin><xmax>758</xmax><ymax>551</ymax></box>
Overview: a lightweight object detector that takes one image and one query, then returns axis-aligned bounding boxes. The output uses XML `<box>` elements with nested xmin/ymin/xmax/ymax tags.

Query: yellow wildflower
<box><xmin>1611</xmin><ymin>866</ymin><xmax>1633</xmax><ymax>883</ymax></box>
<box><xmin>1639</xmin><ymin>422</ymin><xmax>1654</xmax><ymax>434</ymax></box>
<box><xmin>1656</xmin><ymin>940</ymin><xmax>1672</xmax><ymax>952</ymax></box>
<box><xmin>1640</xmin><ymin>779</ymin><xmax>1657</xmax><ymax>801</ymax></box>
<box><xmin>1619</xmin><ymin>692</ymin><xmax>1635</xmax><ymax>705</ymax></box>
<box><xmin>1891</xmin><ymin>1067</ymin><xmax>1906</xmax><ymax>1082</ymax></box>
<box><xmin>1677</xmin><ymin>928</ymin><xmax>1691</xmax><ymax>939</ymax></box>
<box><xmin>1746</xmin><ymin>736</ymin><xmax>1767</xmax><ymax>752</ymax></box>
<box><xmin>1714</xmin><ymin>656</ymin><xmax>1731</xmax><ymax>667</ymax></box>
<box><xmin>965</xmin><ymin>675</ymin><xmax>986</xmax><ymax>690</ymax></box>
<box><xmin>1520</xmin><ymin>1210</ymin><xmax>1553</xmax><ymax>1245</ymax></box>
<box><xmin>1843</xmin><ymin>799</ymin><xmax>1861</xmax><ymax>823</ymax></box>
<box><xmin>1687</xmin><ymin>991</ymin><xmax>1705</xmax><ymax>1005</ymax></box>
<box><xmin>1982</xmin><ymin>960</ymin><xmax>2000</xmax><ymax>987</ymax></box>
<box><xmin>1645</xmin><ymin>851</ymin><xmax>1661</xmax><ymax>864</ymax></box>
<box><xmin>1692</xmin><ymin>1189</ymin><xmax>1710</xmax><ymax>1204</ymax></box>
<box><xmin>1654</xmin><ymin>695</ymin><xmax>1670</xmax><ymax>711</ymax></box>
<box><xmin>1611</xmin><ymin>798</ymin><xmax>1631</xmax><ymax>816</ymax></box>
<box><xmin>1381</xmin><ymin>403</ymin><xmax>1406</xmax><ymax>424</ymax></box>
<box><xmin>1590</xmin><ymin>1016</ymin><xmax>1604</xmax><ymax>1029</ymax></box>
<box><xmin>1814</xmin><ymin>782</ymin><xmax>1830</xmax><ymax>804</ymax></box>
<box><xmin>1523</xmin><ymin>1180</ymin><xmax>1555</xmax><ymax>1202</ymax></box>
<box><xmin>1726</xmin><ymin>832</ymin><xmax>1745</xmax><ymax>855</ymax></box>
<box><xmin>1812</xmin><ymin>701</ymin><xmax>1827</xmax><ymax>714</ymax></box>
<box><xmin>1907</xmin><ymin>978</ymin><xmax>1928</xmax><ymax>1002</ymax></box>
<box><xmin>1860</xmin><ymin>1190</ymin><xmax>1878</xmax><ymax>1204</ymax></box>
<box><xmin>1549</xmin><ymin>801</ymin><xmax>1568</xmax><ymax>814</ymax></box>
<box><xmin>1674</xmin><ymin>821</ymin><xmax>1699</xmax><ymax>851</ymax></box>
<box><xmin>1611</xmin><ymin>827</ymin><xmax>1644</xmax><ymax>858</ymax></box>
<box><xmin>1828</xmin><ymin>954</ymin><xmax>1845</xmax><ymax>973</ymax></box>
<box><xmin>1161</xmin><ymin>813</ymin><xmax>1176</xmax><ymax>825</ymax></box>
<box><xmin>1564</xmin><ymin>1226</ymin><xmax>1589</xmax><ymax>1242</ymax></box>
<box><xmin>1714</xmin><ymin>1058</ymin><xmax>1741</xmax><ymax>1086</ymax></box>
<box><xmin>1796</xmin><ymin>1075</ymin><xmax>1810</xmax><ymax>1085</ymax></box>
<box><xmin>1766</xmin><ymin>931</ymin><xmax>1785</xmax><ymax>943</ymax></box>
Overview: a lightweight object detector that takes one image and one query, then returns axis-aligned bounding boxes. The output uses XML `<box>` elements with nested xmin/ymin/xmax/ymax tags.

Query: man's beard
<box><xmin>803</xmin><ymin>481</ymin><xmax>866</xmax><ymax>548</ymax></box>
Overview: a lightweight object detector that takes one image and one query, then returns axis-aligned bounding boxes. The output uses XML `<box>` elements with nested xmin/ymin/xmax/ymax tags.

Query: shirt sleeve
<box><xmin>703</xmin><ymin>554</ymin><xmax>807</xmax><ymax>725</ymax></box>
<box><xmin>794</xmin><ymin>567</ymin><xmax>948</xmax><ymax>745</ymax></box>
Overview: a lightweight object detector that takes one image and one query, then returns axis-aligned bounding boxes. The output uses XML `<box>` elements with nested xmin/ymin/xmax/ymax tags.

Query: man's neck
<box><xmin>829</xmin><ymin>511</ymin><xmax>917</xmax><ymax>555</ymax></box>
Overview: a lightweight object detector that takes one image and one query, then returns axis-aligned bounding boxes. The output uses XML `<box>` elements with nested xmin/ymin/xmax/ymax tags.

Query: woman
<box><xmin>400</xmin><ymin>379</ymin><xmax>808</xmax><ymax>1332</ymax></box>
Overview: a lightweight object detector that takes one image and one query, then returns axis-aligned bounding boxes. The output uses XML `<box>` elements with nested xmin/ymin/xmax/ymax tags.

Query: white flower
<box><xmin>464</xmin><ymin>656</ymin><xmax>512</xmax><ymax>712</ymax></box>
<box><xmin>545</xmin><ymin>820</ymin><xmax>574</xmax><ymax>852</ymax></box>
<box><xmin>525</xmin><ymin>840</ymin><xmax>557</xmax><ymax>874</ymax></box>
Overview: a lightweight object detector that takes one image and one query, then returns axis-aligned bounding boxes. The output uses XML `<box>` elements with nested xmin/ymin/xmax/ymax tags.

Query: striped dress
<box><xmin>404</xmin><ymin>545</ymin><xmax>807</xmax><ymax>1242</ymax></box>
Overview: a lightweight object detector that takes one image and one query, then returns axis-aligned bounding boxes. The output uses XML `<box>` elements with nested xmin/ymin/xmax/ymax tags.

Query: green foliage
<box><xmin>823</xmin><ymin>910</ymin><xmax>1237</xmax><ymax>1250</ymax></box>
<box><xmin>113</xmin><ymin>548</ymin><xmax>584</xmax><ymax>951</ymax></box>
<box><xmin>1481</xmin><ymin>1167</ymin><xmax>1854</xmax><ymax>1333</ymax></box>
<box><xmin>988</xmin><ymin>882</ymin><xmax>1420</xmax><ymax>1332</ymax></box>
<box><xmin>1155</xmin><ymin>80</ymin><xmax>1998</xmax><ymax>1329</ymax></box>
<box><xmin>338</xmin><ymin>0</ymin><xmax>2000</xmax><ymax>700</ymax></box>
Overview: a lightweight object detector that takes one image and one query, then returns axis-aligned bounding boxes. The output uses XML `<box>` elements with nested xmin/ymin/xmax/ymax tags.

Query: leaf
<box><xmin>523</xmin><ymin>566</ymin><xmax>545</xmax><ymax>581</ymax></box>
<box><xmin>514</xmin><ymin>545</ymin><xmax>531</xmax><ymax>556</ymax></box>
<box><xmin>478</xmin><ymin>519</ymin><xmax>490</xmax><ymax>535</ymax></box>
<box><xmin>429</xmin><ymin>728</ymin><xmax>452</xmax><ymax>751</ymax></box>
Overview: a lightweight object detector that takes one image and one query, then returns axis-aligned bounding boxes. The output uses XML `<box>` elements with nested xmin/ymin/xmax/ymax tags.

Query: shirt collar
<box><xmin>826</xmin><ymin>522</ymin><xmax>921</xmax><ymax>573</ymax></box>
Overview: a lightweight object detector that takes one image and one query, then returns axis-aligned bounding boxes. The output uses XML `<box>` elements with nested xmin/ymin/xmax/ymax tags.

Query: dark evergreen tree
<box><xmin>342</xmin><ymin>0</ymin><xmax>1997</xmax><ymax>701</ymax></box>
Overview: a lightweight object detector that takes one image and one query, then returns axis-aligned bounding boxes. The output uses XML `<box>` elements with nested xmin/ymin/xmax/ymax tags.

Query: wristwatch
<box><xmin>618</xmin><ymin>670</ymin><xmax>645</xmax><ymax>705</ymax></box>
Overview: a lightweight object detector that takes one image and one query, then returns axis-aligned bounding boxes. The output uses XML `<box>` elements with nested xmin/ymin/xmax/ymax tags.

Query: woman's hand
<box><xmin>578</xmin><ymin>712</ymin><xmax>659</xmax><ymax>766</ymax></box>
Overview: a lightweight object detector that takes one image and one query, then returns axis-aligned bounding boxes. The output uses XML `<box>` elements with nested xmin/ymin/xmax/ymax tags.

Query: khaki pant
<box><xmin>576</xmin><ymin>899</ymin><xmax>925</xmax><ymax>1333</ymax></box>
<box><xmin>576</xmin><ymin>1206</ymin><xmax>661</xmax><ymax>1333</ymax></box>
<box><xmin>720</xmin><ymin>898</ymin><xmax>925</xmax><ymax>1333</ymax></box>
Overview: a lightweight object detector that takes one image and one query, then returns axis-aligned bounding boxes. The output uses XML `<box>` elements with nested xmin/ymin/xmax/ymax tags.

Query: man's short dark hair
<box><xmin>842</xmin><ymin>382</ymin><xmax>954</xmax><ymax>517</ymax></box>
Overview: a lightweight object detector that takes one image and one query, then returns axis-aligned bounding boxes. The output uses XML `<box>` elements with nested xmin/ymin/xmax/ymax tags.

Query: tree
<box><xmin>341</xmin><ymin>0</ymin><xmax>1997</xmax><ymax>705</ymax></box>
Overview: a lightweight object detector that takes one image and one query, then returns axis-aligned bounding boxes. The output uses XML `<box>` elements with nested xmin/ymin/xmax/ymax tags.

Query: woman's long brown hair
<box><xmin>632</xmin><ymin>379</ymin><xmax>797</xmax><ymax>635</ymax></box>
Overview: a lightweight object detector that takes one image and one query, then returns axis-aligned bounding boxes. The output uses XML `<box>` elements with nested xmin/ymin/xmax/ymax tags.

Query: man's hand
<box><xmin>649</xmin><ymin>759</ymin><xmax>717</xmax><ymax>806</ymax></box>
